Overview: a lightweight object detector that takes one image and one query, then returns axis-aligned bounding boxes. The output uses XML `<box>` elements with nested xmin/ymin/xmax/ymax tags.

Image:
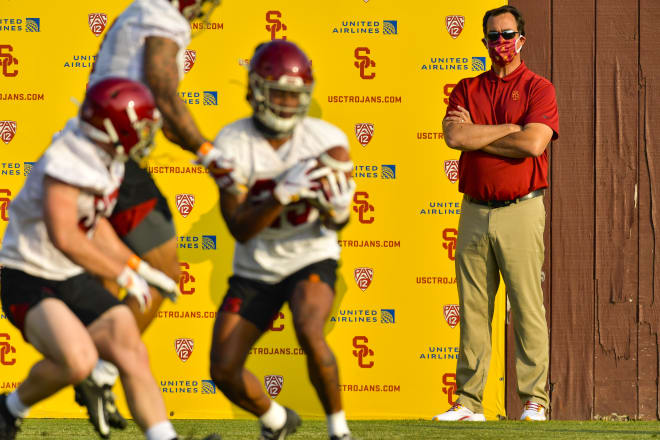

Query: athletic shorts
<box><xmin>218</xmin><ymin>259</ymin><xmax>338</xmax><ymax>331</ymax></box>
<box><xmin>108</xmin><ymin>159</ymin><xmax>175</xmax><ymax>255</ymax></box>
<box><xmin>0</xmin><ymin>267</ymin><xmax>122</xmax><ymax>339</ymax></box>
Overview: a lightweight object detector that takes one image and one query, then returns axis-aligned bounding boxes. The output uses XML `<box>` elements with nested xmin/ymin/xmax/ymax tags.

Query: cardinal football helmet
<box><xmin>79</xmin><ymin>77</ymin><xmax>162</xmax><ymax>162</ymax></box>
<box><xmin>171</xmin><ymin>0</ymin><xmax>220</xmax><ymax>22</ymax></box>
<box><xmin>248</xmin><ymin>40</ymin><xmax>314</xmax><ymax>136</ymax></box>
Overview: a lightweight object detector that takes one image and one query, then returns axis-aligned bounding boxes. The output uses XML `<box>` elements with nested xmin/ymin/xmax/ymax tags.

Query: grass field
<box><xmin>11</xmin><ymin>419</ymin><xmax>660</xmax><ymax>439</ymax></box>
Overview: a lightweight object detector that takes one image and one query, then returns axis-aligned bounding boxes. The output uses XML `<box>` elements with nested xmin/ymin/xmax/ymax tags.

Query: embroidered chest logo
<box><xmin>512</xmin><ymin>90</ymin><xmax>520</xmax><ymax>101</ymax></box>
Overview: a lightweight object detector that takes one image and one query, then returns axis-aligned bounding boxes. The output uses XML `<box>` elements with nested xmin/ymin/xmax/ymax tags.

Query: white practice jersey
<box><xmin>0</xmin><ymin>119</ymin><xmax>124</xmax><ymax>280</ymax></box>
<box><xmin>213</xmin><ymin>117</ymin><xmax>350</xmax><ymax>283</ymax></box>
<box><xmin>88</xmin><ymin>0</ymin><xmax>190</xmax><ymax>87</ymax></box>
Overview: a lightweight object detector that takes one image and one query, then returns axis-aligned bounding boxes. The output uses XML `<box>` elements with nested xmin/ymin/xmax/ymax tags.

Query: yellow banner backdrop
<box><xmin>0</xmin><ymin>0</ymin><xmax>507</xmax><ymax>420</ymax></box>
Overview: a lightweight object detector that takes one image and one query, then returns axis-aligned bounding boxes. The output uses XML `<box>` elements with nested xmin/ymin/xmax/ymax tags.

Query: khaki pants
<box><xmin>454</xmin><ymin>195</ymin><xmax>549</xmax><ymax>413</ymax></box>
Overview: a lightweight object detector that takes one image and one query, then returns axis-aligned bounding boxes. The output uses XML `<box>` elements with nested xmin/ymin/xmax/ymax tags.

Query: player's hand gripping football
<box><xmin>197</xmin><ymin>142</ymin><xmax>236</xmax><ymax>186</ymax></box>
<box><xmin>273</xmin><ymin>158</ymin><xmax>331</xmax><ymax>205</ymax></box>
<box><xmin>116</xmin><ymin>267</ymin><xmax>151</xmax><ymax>312</ymax></box>
<box><xmin>315</xmin><ymin>169</ymin><xmax>356</xmax><ymax>224</ymax></box>
<box><xmin>127</xmin><ymin>254</ymin><xmax>180</xmax><ymax>303</ymax></box>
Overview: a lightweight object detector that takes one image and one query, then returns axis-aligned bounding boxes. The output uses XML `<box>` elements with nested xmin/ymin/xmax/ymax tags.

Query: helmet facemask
<box><xmin>250</xmin><ymin>73</ymin><xmax>312</xmax><ymax>137</ymax></box>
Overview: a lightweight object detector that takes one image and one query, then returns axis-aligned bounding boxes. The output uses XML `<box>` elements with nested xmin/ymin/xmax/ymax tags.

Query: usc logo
<box><xmin>352</xmin><ymin>336</ymin><xmax>374</xmax><ymax>368</ymax></box>
<box><xmin>352</xmin><ymin>192</ymin><xmax>375</xmax><ymax>224</ymax></box>
<box><xmin>265</xmin><ymin>11</ymin><xmax>287</xmax><ymax>40</ymax></box>
<box><xmin>354</xmin><ymin>47</ymin><xmax>375</xmax><ymax>80</ymax></box>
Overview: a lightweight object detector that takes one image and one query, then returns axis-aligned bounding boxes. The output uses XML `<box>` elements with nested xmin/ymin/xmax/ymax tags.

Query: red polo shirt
<box><xmin>445</xmin><ymin>61</ymin><xmax>559</xmax><ymax>201</ymax></box>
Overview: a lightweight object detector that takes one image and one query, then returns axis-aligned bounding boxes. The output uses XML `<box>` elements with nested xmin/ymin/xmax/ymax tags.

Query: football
<box><xmin>314</xmin><ymin>146</ymin><xmax>353</xmax><ymax>201</ymax></box>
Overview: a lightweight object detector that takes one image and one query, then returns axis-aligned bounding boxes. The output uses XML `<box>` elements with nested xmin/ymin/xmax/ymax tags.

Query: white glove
<box><xmin>315</xmin><ymin>170</ymin><xmax>356</xmax><ymax>223</ymax></box>
<box><xmin>116</xmin><ymin>266</ymin><xmax>151</xmax><ymax>312</ymax></box>
<box><xmin>196</xmin><ymin>142</ymin><xmax>236</xmax><ymax>184</ymax></box>
<box><xmin>273</xmin><ymin>159</ymin><xmax>331</xmax><ymax>205</ymax></box>
<box><xmin>127</xmin><ymin>255</ymin><xmax>180</xmax><ymax>302</ymax></box>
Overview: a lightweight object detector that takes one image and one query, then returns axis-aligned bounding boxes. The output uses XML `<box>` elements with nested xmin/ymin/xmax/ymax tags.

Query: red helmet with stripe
<box><xmin>79</xmin><ymin>77</ymin><xmax>161</xmax><ymax>162</ymax></box>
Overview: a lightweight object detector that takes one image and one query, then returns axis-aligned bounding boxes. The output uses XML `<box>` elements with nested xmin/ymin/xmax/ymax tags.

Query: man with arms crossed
<box><xmin>209</xmin><ymin>40</ymin><xmax>355</xmax><ymax>440</ymax></box>
<box><xmin>432</xmin><ymin>5</ymin><xmax>559</xmax><ymax>422</ymax></box>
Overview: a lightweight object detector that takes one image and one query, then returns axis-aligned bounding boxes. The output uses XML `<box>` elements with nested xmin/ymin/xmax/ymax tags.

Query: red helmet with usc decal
<box><xmin>248</xmin><ymin>40</ymin><xmax>314</xmax><ymax>136</ymax></box>
<box><xmin>79</xmin><ymin>77</ymin><xmax>162</xmax><ymax>162</ymax></box>
<box><xmin>171</xmin><ymin>0</ymin><xmax>220</xmax><ymax>22</ymax></box>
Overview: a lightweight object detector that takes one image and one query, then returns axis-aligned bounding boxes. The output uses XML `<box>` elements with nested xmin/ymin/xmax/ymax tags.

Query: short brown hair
<box><xmin>483</xmin><ymin>5</ymin><xmax>525</xmax><ymax>36</ymax></box>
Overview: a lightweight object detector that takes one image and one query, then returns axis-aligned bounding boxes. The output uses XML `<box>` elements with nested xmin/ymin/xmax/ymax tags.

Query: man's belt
<box><xmin>464</xmin><ymin>189</ymin><xmax>545</xmax><ymax>209</ymax></box>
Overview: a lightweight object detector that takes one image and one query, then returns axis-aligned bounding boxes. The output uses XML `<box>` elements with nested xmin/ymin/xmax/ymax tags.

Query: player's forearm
<box><xmin>444</xmin><ymin>123</ymin><xmax>520</xmax><ymax>151</ymax></box>
<box><xmin>91</xmin><ymin>218</ymin><xmax>134</xmax><ymax>263</ymax></box>
<box><xmin>53</xmin><ymin>230</ymin><xmax>125</xmax><ymax>280</ymax></box>
<box><xmin>154</xmin><ymin>94</ymin><xmax>207</xmax><ymax>152</ymax></box>
<box><xmin>228</xmin><ymin>197</ymin><xmax>284</xmax><ymax>243</ymax></box>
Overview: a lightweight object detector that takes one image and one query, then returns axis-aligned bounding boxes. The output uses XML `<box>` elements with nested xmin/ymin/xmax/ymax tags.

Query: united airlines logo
<box><xmin>332</xmin><ymin>19</ymin><xmax>397</xmax><ymax>35</ymax></box>
<box><xmin>202</xmin><ymin>235</ymin><xmax>216</xmax><ymax>250</ymax></box>
<box><xmin>354</xmin><ymin>267</ymin><xmax>374</xmax><ymax>291</ymax></box>
<box><xmin>381</xmin><ymin>164</ymin><xmax>395</xmax><ymax>179</ymax></box>
<box><xmin>23</xmin><ymin>162</ymin><xmax>35</xmax><ymax>176</ymax></box>
<box><xmin>264</xmin><ymin>375</ymin><xmax>283</xmax><ymax>398</ymax></box>
<box><xmin>175</xmin><ymin>193</ymin><xmax>195</xmax><ymax>218</ymax></box>
<box><xmin>175</xmin><ymin>338</ymin><xmax>194</xmax><ymax>362</ymax></box>
<box><xmin>444</xmin><ymin>160</ymin><xmax>458</xmax><ymax>183</ymax></box>
<box><xmin>354</xmin><ymin>47</ymin><xmax>375</xmax><ymax>80</ymax></box>
<box><xmin>445</xmin><ymin>15</ymin><xmax>464</xmax><ymax>39</ymax></box>
<box><xmin>0</xmin><ymin>121</ymin><xmax>16</xmax><ymax>144</ymax></box>
<box><xmin>201</xmin><ymin>380</ymin><xmax>216</xmax><ymax>394</ymax></box>
<box><xmin>0</xmin><ymin>18</ymin><xmax>41</xmax><ymax>32</ymax></box>
<box><xmin>354</xmin><ymin>123</ymin><xmax>374</xmax><ymax>146</ymax></box>
<box><xmin>184</xmin><ymin>50</ymin><xmax>196</xmax><ymax>73</ymax></box>
<box><xmin>88</xmin><ymin>13</ymin><xmax>107</xmax><ymax>37</ymax></box>
<box><xmin>472</xmin><ymin>57</ymin><xmax>486</xmax><ymax>71</ymax></box>
<box><xmin>25</xmin><ymin>18</ymin><xmax>40</xmax><ymax>32</ymax></box>
<box><xmin>265</xmin><ymin>10</ymin><xmax>287</xmax><ymax>40</ymax></box>
<box><xmin>381</xmin><ymin>309</ymin><xmax>395</xmax><ymax>323</ymax></box>
<box><xmin>203</xmin><ymin>91</ymin><xmax>218</xmax><ymax>106</ymax></box>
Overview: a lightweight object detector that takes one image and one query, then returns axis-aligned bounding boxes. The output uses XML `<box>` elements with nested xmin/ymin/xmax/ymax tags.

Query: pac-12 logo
<box><xmin>175</xmin><ymin>338</ymin><xmax>194</xmax><ymax>362</ymax></box>
<box><xmin>0</xmin><ymin>121</ymin><xmax>16</xmax><ymax>144</ymax></box>
<box><xmin>0</xmin><ymin>189</ymin><xmax>11</xmax><ymax>221</ymax></box>
<box><xmin>184</xmin><ymin>49</ymin><xmax>196</xmax><ymax>73</ymax></box>
<box><xmin>175</xmin><ymin>194</ymin><xmax>195</xmax><ymax>218</ymax></box>
<box><xmin>445</xmin><ymin>15</ymin><xmax>464</xmax><ymax>39</ymax></box>
<box><xmin>354</xmin><ymin>123</ymin><xmax>374</xmax><ymax>147</ymax></box>
<box><xmin>354</xmin><ymin>267</ymin><xmax>374</xmax><ymax>291</ymax></box>
<box><xmin>354</xmin><ymin>47</ymin><xmax>375</xmax><ymax>80</ymax></box>
<box><xmin>442</xmin><ymin>228</ymin><xmax>457</xmax><ymax>261</ymax></box>
<box><xmin>179</xmin><ymin>262</ymin><xmax>196</xmax><ymax>295</ymax></box>
<box><xmin>442</xmin><ymin>373</ymin><xmax>458</xmax><ymax>405</ymax></box>
<box><xmin>88</xmin><ymin>13</ymin><xmax>107</xmax><ymax>37</ymax></box>
<box><xmin>0</xmin><ymin>45</ymin><xmax>18</xmax><ymax>78</ymax></box>
<box><xmin>352</xmin><ymin>336</ymin><xmax>374</xmax><ymax>368</ymax></box>
<box><xmin>265</xmin><ymin>11</ymin><xmax>287</xmax><ymax>40</ymax></box>
<box><xmin>443</xmin><ymin>304</ymin><xmax>460</xmax><ymax>328</ymax></box>
<box><xmin>264</xmin><ymin>375</ymin><xmax>283</xmax><ymax>398</ymax></box>
<box><xmin>0</xmin><ymin>333</ymin><xmax>16</xmax><ymax>366</ymax></box>
<box><xmin>444</xmin><ymin>159</ymin><xmax>458</xmax><ymax>183</ymax></box>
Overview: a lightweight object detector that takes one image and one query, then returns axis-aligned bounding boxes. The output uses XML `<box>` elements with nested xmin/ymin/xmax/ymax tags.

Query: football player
<box><xmin>0</xmin><ymin>78</ymin><xmax>182</xmax><ymax>440</ymax></box>
<box><xmin>209</xmin><ymin>40</ymin><xmax>355</xmax><ymax>440</ymax></box>
<box><xmin>82</xmin><ymin>0</ymin><xmax>231</xmax><ymax>430</ymax></box>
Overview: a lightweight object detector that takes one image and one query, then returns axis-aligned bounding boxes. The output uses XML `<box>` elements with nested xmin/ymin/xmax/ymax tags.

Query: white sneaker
<box><xmin>520</xmin><ymin>401</ymin><xmax>546</xmax><ymax>421</ymax></box>
<box><xmin>432</xmin><ymin>404</ymin><xmax>486</xmax><ymax>421</ymax></box>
